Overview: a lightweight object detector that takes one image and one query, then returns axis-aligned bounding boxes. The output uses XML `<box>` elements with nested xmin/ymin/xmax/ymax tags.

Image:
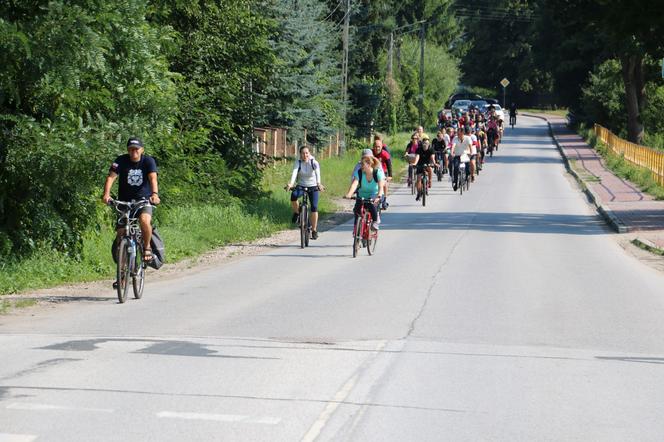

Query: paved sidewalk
<box><xmin>525</xmin><ymin>113</ymin><xmax>664</xmax><ymax>253</ymax></box>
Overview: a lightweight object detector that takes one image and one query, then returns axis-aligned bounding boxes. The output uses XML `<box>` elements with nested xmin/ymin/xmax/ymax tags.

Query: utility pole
<box><xmin>387</xmin><ymin>31</ymin><xmax>394</xmax><ymax>79</ymax></box>
<box><xmin>418</xmin><ymin>23</ymin><xmax>425</xmax><ymax>126</ymax></box>
<box><xmin>341</xmin><ymin>0</ymin><xmax>351</xmax><ymax>153</ymax></box>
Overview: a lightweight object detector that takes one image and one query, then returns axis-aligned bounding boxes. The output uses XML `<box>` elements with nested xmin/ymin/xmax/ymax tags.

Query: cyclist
<box><xmin>477</xmin><ymin>124</ymin><xmax>487</xmax><ymax>169</ymax></box>
<box><xmin>102</xmin><ymin>137</ymin><xmax>160</xmax><ymax>287</ymax></box>
<box><xmin>372</xmin><ymin>138</ymin><xmax>392</xmax><ymax>210</ymax></box>
<box><xmin>487</xmin><ymin>117</ymin><xmax>499</xmax><ymax>153</ymax></box>
<box><xmin>286</xmin><ymin>146</ymin><xmax>325</xmax><ymax>240</ymax></box>
<box><xmin>432</xmin><ymin>130</ymin><xmax>448</xmax><ymax>175</ymax></box>
<box><xmin>344</xmin><ymin>155</ymin><xmax>385</xmax><ymax>231</ymax></box>
<box><xmin>469</xmin><ymin>128</ymin><xmax>479</xmax><ymax>181</ymax></box>
<box><xmin>509</xmin><ymin>102</ymin><xmax>517</xmax><ymax>127</ymax></box>
<box><xmin>451</xmin><ymin>127</ymin><xmax>472</xmax><ymax>191</ymax></box>
<box><xmin>405</xmin><ymin>133</ymin><xmax>420</xmax><ymax>187</ymax></box>
<box><xmin>412</xmin><ymin>136</ymin><xmax>437</xmax><ymax>201</ymax></box>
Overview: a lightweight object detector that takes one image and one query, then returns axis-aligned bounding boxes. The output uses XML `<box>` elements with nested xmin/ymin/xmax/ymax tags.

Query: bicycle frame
<box><xmin>352</xmin><ymin>197</ymin><xmax>379</xmax><ymax>257</ymax></box>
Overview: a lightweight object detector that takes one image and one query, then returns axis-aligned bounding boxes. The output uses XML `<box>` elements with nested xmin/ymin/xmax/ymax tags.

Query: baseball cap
<box><xmin>361</xmin><ymin>149</ymin><xmax>373</xmax><ymax>157</ymax></box>
<box><xmin>127</xmin><ymin>137</ymin><xmax>144</xmax><ymax>148</ymax></box>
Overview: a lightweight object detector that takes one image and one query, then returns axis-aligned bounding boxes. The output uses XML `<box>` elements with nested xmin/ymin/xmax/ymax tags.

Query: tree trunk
<box><xmin>620</xmin><ymin>54</ymin><xmax>645</xmax><ymax>144</ymax></box>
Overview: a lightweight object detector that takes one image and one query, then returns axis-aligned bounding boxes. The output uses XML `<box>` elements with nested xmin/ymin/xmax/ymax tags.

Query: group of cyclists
<box><xmin>104</xmin><ymin>102</ymin><xmax>515</xmax><ymax>285</ymax></box>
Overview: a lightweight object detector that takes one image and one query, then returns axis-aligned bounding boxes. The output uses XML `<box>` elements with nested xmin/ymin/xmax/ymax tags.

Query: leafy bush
<box><xmin>580</xmin><ymin>59</ymin><xmax>626</xmax><ymax>134</ymax></box>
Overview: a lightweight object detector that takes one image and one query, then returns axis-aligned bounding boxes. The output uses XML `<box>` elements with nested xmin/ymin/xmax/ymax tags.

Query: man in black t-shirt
<box><xmin>102</xmin><ymin>137</ymin><xmax>160</xmax><ymax>263</ymax></box>
<box><xmin>412</xmin><ymin>137</ymin><xmax>437</xmax><ymax>201</ymax></box>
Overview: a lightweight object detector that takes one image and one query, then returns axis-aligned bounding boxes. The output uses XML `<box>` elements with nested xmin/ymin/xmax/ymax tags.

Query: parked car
<box><xmin>484</xmin><ymin>98</ymin><xmax>499</xmax><ymax>105</ymax></box>
<box><xmin>452</xmin><ymin>99</ymin><xmax>472</xmax><ymax>114</ymax></box>
<box><xmin>469</xmin><ymin>100</ymin><xmax>488</xmax><ymax>111</ymax></box>
<box><xmin>483</xmin><ymin>103</ymin><xmax>505</xmax><ymax>121</ymax></box>
<box><xmin>445</xmin><ymin>93</ymin><xmax>482</xmax><ymax>108</ymax></box>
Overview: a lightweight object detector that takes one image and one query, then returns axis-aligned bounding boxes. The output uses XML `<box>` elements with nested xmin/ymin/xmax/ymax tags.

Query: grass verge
<box><xmin>522</xmin><ymin>108</ymin><xmax>568</xmax><ymax>117</ymax></box>
<box><xmin>0</xmin><ymin>133</ymin><xmax>412</xmax><ymax>296</ymax></box>
<box><xmin>578</xmin><ymin>124</ymin><xmax>664</xmax><ymax>200</ymax></box>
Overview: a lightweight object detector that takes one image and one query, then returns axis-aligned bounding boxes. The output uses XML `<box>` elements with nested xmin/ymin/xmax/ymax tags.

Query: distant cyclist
<box><xmin>286</xmin><ymin>146</ymin><xmax>325</xmax><ymax>240</ymax></box>
<box><xmin>509</xmin><ymin>102</ymin><xmax>517</xmax><ymax>128</ymax></box>
<box><xmin>372</xmin><ymin>138</ymin><xmax>392</xmax><ymax>210</ymax></box>
<box><xmin>432</xmin><ymin>130</ymin><xmax>448</xmax><ymax>175</ymax></box>
<box><xmin>412</xmin><ymin>136</ymin><xmax>437</xmax><ymax>201</ymax></box>
<box><xmin>451</xmin><ymin>127</ymin><xmax>472</xmax><ymax>191</ymax></box>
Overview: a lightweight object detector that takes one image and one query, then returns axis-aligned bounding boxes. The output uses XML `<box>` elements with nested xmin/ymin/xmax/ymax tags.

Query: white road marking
<box><xmin>0</xmin><ymin>434</ymin><xmax>38</xmax><ymax>442</ymax></box>
<box><xmin>301</xmin><ymin>340</ymin><xmax>387</xmax><ymax>442</ymax></box>
<box><xmin>156</xmin><ymin>411</ymin><xmax>281</xmax><ymax>425</ymax></box>
<box><xmin>6</xmin><ymin>402</ymin><xmax>113</xmax><ymax>413</ymax></box>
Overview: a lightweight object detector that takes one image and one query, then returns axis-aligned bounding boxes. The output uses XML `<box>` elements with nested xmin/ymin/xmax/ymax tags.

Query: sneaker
<box><xmin>291</xmin><ymin>213</ymin><xmax>299</xmax><ymax>224</ymax></box>
<box><xmin>453</xmin><ymin>184</ymin><xmax>457</xmax><ymax>191</ymax></box>
<box><xmin>382</xmin><ymin>201</ymin><xmax>389</xmax><ymax>211</ymax></box>
<box><xmin>311</xmin><ymin>230</ymin><xmax>318</xmax><ymax>240</ymax></box>
<box><xmin>415</xmin><ymin>193</ymin><xmax>421</xmax><ymax>201</ymax></box>
<box><xmin>371</xmin><ymin>222</ymin><xmax>380</xmax><ymax>231</ymax></box>
<box><xmin>112</xmin><ymin>281</ymin><xmax>118</xmax><ymax>289</ymax></box>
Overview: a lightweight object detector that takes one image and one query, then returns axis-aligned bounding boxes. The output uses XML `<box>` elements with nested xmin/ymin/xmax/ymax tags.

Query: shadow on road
<box><xmin>342</xmin><ymin>212</ymin><xmax>608</xmax><ymax>235</ymax></box>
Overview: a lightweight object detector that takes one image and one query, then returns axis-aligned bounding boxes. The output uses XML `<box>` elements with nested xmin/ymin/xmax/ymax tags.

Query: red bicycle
<box><xmin>351</xmin><ymin>197</ymin><xmax>379</xmax><ymax>257</ymax></box>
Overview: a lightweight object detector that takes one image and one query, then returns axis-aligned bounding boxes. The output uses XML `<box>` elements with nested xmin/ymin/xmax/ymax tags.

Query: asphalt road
<box><xmin>1</xmin><ymin>116</ymin><xmax>664</xmax><ymax>441</ymax></box>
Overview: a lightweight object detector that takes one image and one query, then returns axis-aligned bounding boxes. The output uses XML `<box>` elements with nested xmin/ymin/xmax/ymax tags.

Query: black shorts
<box><xmin>116</xmin><ymin>206</ymin><xmax>153</xmax><ymax>229</ymax></box>
<box><xmin>416</xmin><ymin>164</ymin><xmax>432</xmax><ymax>174</ymax></box>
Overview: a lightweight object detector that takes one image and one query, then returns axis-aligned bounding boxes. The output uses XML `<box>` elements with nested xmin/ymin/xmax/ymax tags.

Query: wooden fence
<box><xmin>253</xmin><ymin>127</ymin><xmax>342</xmax><ymax>159</ymax></box>
<box><xmin>594</xmin><ymin>124</ymin><xmax>664</xmax><ymax>187</ymax></box>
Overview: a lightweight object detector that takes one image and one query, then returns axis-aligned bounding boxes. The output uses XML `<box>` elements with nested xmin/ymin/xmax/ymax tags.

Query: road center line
<box><xmin>0</xmin><ymin>434</ymin><xmax>38</xmax><ymax>442</ymax></box>
<box><xmin>6</xmin><ymin>402</ymin><xmax>114</xmax><ymax>413</ymax></box>
<box><xmin>301</xmin><ymin>340</ymin><xmax>387</xmax><ymax>442</ymax></box>
<box><xmin>156</xmin><ymin>411</ymin><xmax>281</xmax><ymax>425</ymax></box>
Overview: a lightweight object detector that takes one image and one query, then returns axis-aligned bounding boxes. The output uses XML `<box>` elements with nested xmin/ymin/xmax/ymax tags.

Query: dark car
<box><xmin>445</xmin><ymin>92</ymin><xmax>483</xmax><ymax>109</ymax></box>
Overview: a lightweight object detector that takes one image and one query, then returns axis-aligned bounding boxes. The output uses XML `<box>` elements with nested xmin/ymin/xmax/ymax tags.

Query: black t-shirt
<box><xmin>416</xmin><ymin>146</ymin><xmax>435</xmax><ymax>166</ymax></box>
<box><xmin>110</xmin><ymin>154</ymin><xmax>158</xmax><ymax>201</ymax></box>
<box><xmin>432</xmin><ymin>138</ymin><xmax>446</xmax><ymax>152</ymax></box>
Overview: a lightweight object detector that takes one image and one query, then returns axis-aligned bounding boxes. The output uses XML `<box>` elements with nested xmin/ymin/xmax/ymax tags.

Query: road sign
<box><xmin>500</xmin><ymin>78</ymin><xmax>510</xmax><ymax>88</ymax></box>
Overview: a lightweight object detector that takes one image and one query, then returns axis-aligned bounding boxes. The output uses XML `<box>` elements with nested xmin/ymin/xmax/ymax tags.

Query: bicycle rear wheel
<box><xmin>132</xmin><ymin>246</ymin><xmax>145</xmax><ymax>299</ymax></box>
<box><xmin>116</xmin><ymin>239</ymin><xmax>131</xmax><ymax>303</ymax></box>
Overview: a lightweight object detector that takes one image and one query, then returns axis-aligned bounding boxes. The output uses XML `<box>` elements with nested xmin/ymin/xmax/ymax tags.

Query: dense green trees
<box><xmin>0</xmin><ymin>0</ymin><xmax>461</xmax><ymax>259</ymax></box>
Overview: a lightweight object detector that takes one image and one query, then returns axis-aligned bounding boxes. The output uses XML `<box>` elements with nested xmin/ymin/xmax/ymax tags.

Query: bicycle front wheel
<box><xmin>116</xmin><ymin>238</ymin><xmax>131</xmax><ymax>303</ymax></box>
<box><xmin>132</xmin><ymin>247</ymin><xmax>145</xmax><ymax>299</ymax></box>
<box><xmin>367</xmin><ymin>228</ymin><xmax>378</xmax><ymax>255</ymax></box>
<box><xmin>352</xmin><ymin>218</ymin><xmax>361</xmax><ymax>258</ymax></box>
<box><xmin>300</xmin><ymin>205</ymin><xmax>307</xmax><ymax>249</ymax></box>
<box><xmin>422</xmin><ymin>177</ymin><xmax>427</xmax><ymax>207</ymax></box>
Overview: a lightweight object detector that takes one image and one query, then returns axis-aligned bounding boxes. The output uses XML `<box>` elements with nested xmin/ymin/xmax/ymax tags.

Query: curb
<box><xmin>523</xmin><ymin>113</ymin><xmax>629</xmax><ymax>234</ymax></box>
<box><xmin>631</xmin><ymin>238</ymin><xmax>664</xmax><ymax>256</ymax></box>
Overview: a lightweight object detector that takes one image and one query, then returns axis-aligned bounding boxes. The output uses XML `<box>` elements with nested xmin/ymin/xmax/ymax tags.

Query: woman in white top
<box><xmin>452</xmin><ymin>127</ymin><xmax>472</xmax><ymax>191</ymax></box>
<box><xmin>286</xmin><ymin>146</ymin><xmax>325</xmax><ymax>239</ymax></box>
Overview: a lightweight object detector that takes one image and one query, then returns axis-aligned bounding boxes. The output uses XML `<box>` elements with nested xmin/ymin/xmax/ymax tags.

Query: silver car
<box><xmin>452</xmin><ymin>99</ymin><xmax>472</xmax><ymax>114</ymax></box>
<box><xmin>483</xmin><ymin>104</ymin><xmax>505</xmax><ymax>121</ymax></box>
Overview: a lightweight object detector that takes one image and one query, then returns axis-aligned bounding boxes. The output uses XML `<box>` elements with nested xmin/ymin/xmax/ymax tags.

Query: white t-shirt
<box><xmin>453</xmin><ymin>135</ymin><xmax>472</xmax><ymax>162</ymax></box>
<box><xmin>470</xmin><ymin>134</ymin><xmax>478</xmax><ymax>155</ymax></box>
<box><xmin>443</xmin><ymin>133</ymin><xmax>451</xmax><ymax>149</ymax></box>
<box><xmin>290</xmin><ymin>157</ymin><xmax>321</xmax><ymax>187</ymax></box>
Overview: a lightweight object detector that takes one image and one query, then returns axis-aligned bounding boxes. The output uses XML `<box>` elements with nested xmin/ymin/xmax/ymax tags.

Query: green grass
<box><xmin>0</xmin><ymin>134</ymin><xmax>413</xmax><ymax>296</ymax></box>
<box><xmin>522</xmin><ymin>108</ymin><xmax>568</xmax><ymax>117</ymax></box>
<box><xmin>0</xmin><ymin>298</ymin><xmax>37</xmax><ymax>315</ymax></box>
<box><xmin>579</xmin><ymin>125</ymin><xmax>664</xmax><ymax>200</ymax></box>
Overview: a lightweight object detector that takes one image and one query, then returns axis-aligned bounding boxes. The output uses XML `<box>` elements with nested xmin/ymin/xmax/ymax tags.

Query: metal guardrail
<box><xmin>594</xmin><ymin>124</ymin><xmax>664</xmax><ymax>187</ymax></box>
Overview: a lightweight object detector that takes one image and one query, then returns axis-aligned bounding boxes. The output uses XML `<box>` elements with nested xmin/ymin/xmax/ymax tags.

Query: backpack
<box><xmin>148</xmin><ymin>227</ymin><xmax>165</xmax><ymax>270</ymax></box>
<box><xmin>357</xmin><ymin>168</ymin><xmax>379</xmax><ymax>188</ymax></box>
<box><xmin>297</xmin><ymin>158</ymin><xmax>316</xmax><ymax>174</ymax></box>
<box><xmin>110</xmin><ymin>226</ymin><xmax>165</xmax><ymax>270</ymax></box>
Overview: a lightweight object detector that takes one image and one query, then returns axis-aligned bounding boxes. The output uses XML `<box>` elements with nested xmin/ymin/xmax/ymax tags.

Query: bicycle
<box><xmin>510</xmin><ymin>114</ymin><xmax>517</xmax><ymax>129</ymax></box>
<box><xmin>407</xmin><ymin>165</ymin><xmax>416</xmax><ymax>195</ymax></box>
<box><xmin>351</xmin><ymin>197</ymin><xmax>379</xmax><ymax>257</ymax></box>
<box><xmin>287</xmin><ymin>185</ymin><xmax>316</xmax><ymax>249</ymax></box>
<box><xmin>434</xmin><ymin>151</ymin><xmax>446</xmax><ymax>181</ymax></box>
<box><xmin>417</xmin><ymin>164</ymin><xmax>434</xmax><ymax>207</ymax></box>
<box><xmin>109</xmin><ymin>199</ymin><xmax>152</xmax><ymax>303</ymax></box>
